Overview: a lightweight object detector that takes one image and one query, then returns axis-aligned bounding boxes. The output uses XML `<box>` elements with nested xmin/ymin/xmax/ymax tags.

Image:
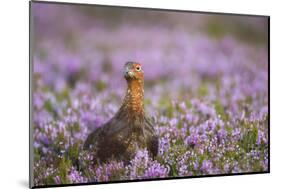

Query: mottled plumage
<box><xmin>83</xmin><ymin>62</ymin><xmax>158</xmax><ymax>164</ymax></box>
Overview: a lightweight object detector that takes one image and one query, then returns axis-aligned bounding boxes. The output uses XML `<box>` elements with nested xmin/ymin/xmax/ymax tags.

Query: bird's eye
<box><xmin>136</xmin><ymin>66</ymin><xmax>141</xmax><ymax>71</ymax></box>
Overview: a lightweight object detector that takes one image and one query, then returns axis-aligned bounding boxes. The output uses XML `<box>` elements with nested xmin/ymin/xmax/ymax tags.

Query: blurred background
<box><xmin>32</xmin><ymin>2</ymin><xmax>268</xmax><ymax>118</ymax></box>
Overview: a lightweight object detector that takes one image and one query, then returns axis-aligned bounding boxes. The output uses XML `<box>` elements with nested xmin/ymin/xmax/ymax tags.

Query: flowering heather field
<box><xmin>31</xmin><ymin>3</ymin><xmax>269</xmax><ymax>186</ymax></box>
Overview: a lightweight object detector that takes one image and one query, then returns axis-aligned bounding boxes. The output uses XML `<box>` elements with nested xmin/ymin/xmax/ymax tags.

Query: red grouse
<box><xmin>83</xmin><ymin>62</ymin><xmax>158</xmax><ymax>164</ymax></box>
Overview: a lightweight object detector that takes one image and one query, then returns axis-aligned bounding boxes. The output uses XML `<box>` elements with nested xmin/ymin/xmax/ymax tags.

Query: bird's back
<box><xmin>83</xmin><ymin>115</ymin><xmax>158</xmax><ymax>163</ymax></box>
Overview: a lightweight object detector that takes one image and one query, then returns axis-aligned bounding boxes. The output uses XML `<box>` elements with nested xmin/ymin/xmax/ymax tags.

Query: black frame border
<box><xmin>29</xmin><ymin>0</ymin><xmax>270</xmax><ymax>188</ymax></box>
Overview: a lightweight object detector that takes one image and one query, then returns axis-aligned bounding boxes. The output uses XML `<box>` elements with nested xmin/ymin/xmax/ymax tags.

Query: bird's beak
<box><xmin>127</xmin><ymin>71</ymin><xmax>134</xmax><ymax>77</ymax></box>
<box><xmin>124</xmin><ymin>67</ymin><xmax>134</xmax><ymax>78</ymax></box>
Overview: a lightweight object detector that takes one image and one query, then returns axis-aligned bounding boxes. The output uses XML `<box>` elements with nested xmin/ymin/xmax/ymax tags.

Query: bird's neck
<box><xmin>121</xmin><ymin>79</ymin><xmax>145</xmax><ymax>119</ymax></box>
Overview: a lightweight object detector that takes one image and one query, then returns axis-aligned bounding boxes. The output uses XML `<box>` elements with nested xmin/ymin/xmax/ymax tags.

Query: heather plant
<box><xmin>31</xmin><ymin>3</ymin><xmax>268</xmax><ymax>186</ymax></box>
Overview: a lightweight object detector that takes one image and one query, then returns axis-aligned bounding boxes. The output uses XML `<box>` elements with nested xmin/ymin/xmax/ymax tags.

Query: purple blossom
<box><xmin>185</xmin><ymin>134</ymin><xmax>199</xmax><ymax>147</ymax></box>
<box><xmin>54</xmin><ymin>175</ymin><xmax>61</xmax><ymax>184</ymax></box>
<box><xmin>200</xmin><ymin>160</ymin><xmax>213</xmax><ymax>174</ymax></box>
<box><xmin>68</xmin><ymin>167</ymin><xmax>88</xmax><ymax>183</ymax></box>
<box><xmin>159</xmin><ymin>134</ymin><xmax>170</xmax><ymax>155</ymax></box>
<box><xmin>257</xmin><ymin>131</ymin><xmax>267</xmax><ymax>145</ymax></box>
<box><xmin>38</xmin><ymin>133</ymin><xmax>50</xmax><ymax>145</ymax></box>
<box><xmin>217</xmin><ymin>128</ymin><xmax>227</xmax><ymax>141</ymax></box>
<box><xmin>95</xmin><ymin>161</ymin><xmax>125</xmax><ymax>181</ymax></box>
<box><xmin>143</xmin><ymin>162</ymin><xmax>169</xmax><ymax>178</ymax></box>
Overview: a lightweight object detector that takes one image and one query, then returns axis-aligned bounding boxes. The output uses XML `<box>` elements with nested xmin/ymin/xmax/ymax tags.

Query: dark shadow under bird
<box><xmin>83</xmin><ymin>62</ymin><xmax>158</xmax><ymax>164</ymax></box>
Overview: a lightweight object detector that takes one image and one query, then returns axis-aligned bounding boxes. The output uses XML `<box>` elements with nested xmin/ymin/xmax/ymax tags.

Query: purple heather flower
<box><xmin>185</xmin><ymin>134</ymin><xmax>199</xmax><ymax>148</ymax></box>
<box><xmin>143</xmin><ymin>162</ymin><xmax>169</xmax><ymax>178</ymax></box>
<box><xmin>159</xmin><ymin>134</ymin><xmax>170</xmax><ymax>155</ymax></box>
<box><xmin>200</xmin><ymin>160</ymin><xmax>213</xmax><ymax>173</ymax></box>
<box><xmin>38</xmin><ymin>133</ymin><xmax>50</xmax><ymax>145</ymax></box>
<box><xmin>169</xmin><ymin>118</ymin><xmax>178</xmax><ymax>127</ymax></box>
<box><xmin>95</xmin><ymin>161</ymin><xmax>124</xmax><ymax>181</ymax></box>
<box><xmin>33</xmin><ymin>92</ymin><xmax>44</xmax><ymax>109</ymax></box>
<box><xmin>217</xmin><ymin>128</ymin><xmax>227</xmax><ymax>141</ymax></box>
<box><xmin>54</xmin><ymin>175</ymin><xmax>61</xmax><ymax>184</ymax></box>
<box><xmin>257</xmin><ymin>131</ymin><xmax>267</xmax><ymax>145</ymax></box>
<box><xmin>68</xmin><ymin>167</ymin><xmax>87</xmax><ymax>183</ymax></box>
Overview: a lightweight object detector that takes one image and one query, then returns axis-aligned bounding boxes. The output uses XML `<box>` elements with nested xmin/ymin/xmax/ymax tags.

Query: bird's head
<box><xmin>123</xmin><ymin>62</ymin><xmax>144</xmax><ymax>81</ymax></box>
